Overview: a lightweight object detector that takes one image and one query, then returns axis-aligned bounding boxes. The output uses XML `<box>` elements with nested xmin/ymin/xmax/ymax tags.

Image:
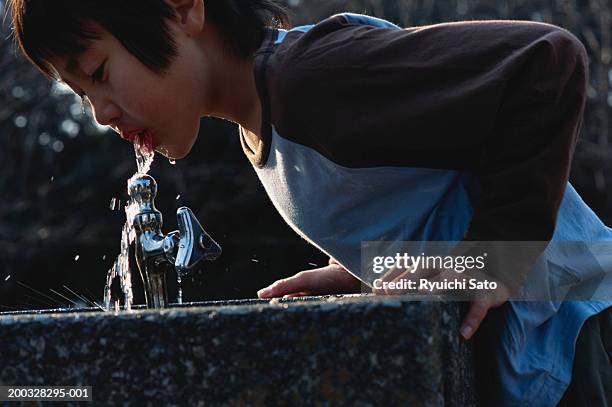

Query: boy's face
<box><xmin>49</xmin><ymin>21</ymin><xmax>205</xmax><ymax>159</ymax></box>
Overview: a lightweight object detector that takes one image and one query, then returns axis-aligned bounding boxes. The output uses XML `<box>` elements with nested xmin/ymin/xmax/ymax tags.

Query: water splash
<box><xmin>109</xmin><ymin>197</ymin><xmax>119</xmax><ymax>211</ymax></box>
<box><xmin>104</xmin><ymin>133</ymin><xmax>155</xmax><ymax>311</ymax></box>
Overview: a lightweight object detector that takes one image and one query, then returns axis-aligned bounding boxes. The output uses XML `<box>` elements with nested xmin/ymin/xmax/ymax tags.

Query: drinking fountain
<box><xmin>128</xmin><ymin>174</ymin><xmax>222</xmax><ymax>308</ymax></box>
<box><xmin>0</xmin><ymin>177</ymin><xmax>476</xmax><ymax>406</ymax></box>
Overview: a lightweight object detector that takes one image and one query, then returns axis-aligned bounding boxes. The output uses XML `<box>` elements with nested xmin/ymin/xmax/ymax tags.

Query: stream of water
<box><xmin>103</xmin><ymin>133</ymin><xmax>155</xmax><ymax>311</ymax></box>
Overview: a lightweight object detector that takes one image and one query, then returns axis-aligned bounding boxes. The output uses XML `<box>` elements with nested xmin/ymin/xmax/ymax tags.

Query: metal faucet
<box><xmin>128</xmin><ymin>174</ymin><xmax>222</xmax><ymax>308</ymax></box>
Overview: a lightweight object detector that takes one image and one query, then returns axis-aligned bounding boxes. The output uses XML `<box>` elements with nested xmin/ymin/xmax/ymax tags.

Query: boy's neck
<box><xmin>211</xmin><ymin>58</ymin><xmax>262</xmax><ymax>137</ymax></box>
<box><xmin>200</xmin><ymin>25</ymin><xmax>262</xmax><ymax>140</ymax></box>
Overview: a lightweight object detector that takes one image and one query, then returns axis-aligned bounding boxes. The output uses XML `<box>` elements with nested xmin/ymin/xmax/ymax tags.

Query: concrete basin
<box><xmin>0</xmin><ymin>295</ymin><xmax>476</xmax><ymax>406</ymax></box>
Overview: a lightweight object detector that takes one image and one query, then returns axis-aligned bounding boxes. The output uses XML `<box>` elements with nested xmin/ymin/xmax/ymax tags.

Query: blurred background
<box><xmin>1</xmin><ymin>0</ymin><xmax>611</xmax><ymax>311</ymax></box>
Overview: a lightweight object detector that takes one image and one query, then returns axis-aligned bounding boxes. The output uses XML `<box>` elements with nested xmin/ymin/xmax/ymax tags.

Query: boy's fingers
<box><xmin>257</xmin><ymin>263</ymin><xmax>362</xmax><ymax>299</ymax></box>
<box><xmin>460</xmin><ymin>299</ymin><xmax>492</xmax><ymax>340</ymax></box>
<box><xmin>460</xmin><ymin>278</ymin><xmax>510</xmax><ymax>339</ymax></box>
<box><xmin>381</xmin><ymin>265</ymin><xmax>407</xmax><ymax>283</ymax></box>
<box><xmin>372</xmin><ymin>259</ymin><xmax>417</xmax><ymax>295</ymax></box>
<box><xmin>384</xmin><ymin>269</ymin><xmax>414</xmax><ymax>295</ymax></box>
<box><xmin>257</xmin><ymin>270</ymin><xmax>314</xmax><ymax>298</ymax></box>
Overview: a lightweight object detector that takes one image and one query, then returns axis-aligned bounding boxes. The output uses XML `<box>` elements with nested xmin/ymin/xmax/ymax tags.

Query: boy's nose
<box><xmin>89</xmin><ymin>96</ymin><xmax>121</xmax><ymax>128</ymax></box>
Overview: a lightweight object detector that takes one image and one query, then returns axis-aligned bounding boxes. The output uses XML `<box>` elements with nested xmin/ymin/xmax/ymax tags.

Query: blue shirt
<box><xmin>240</xmin><ymin>13</ymin><xmax>612</xmax><ymax>406</ymax></box>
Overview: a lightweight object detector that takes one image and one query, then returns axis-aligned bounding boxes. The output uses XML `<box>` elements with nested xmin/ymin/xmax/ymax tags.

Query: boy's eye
<box><xmin>90</xmin><ymin>62</ymin><xmax>105</xmax><ymax>83</ymax></box>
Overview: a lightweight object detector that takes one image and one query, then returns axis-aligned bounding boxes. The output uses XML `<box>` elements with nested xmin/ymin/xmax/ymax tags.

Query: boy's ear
<box><xmin>165</xmin><ymin>0</ymin><xmax>205</xmax><ymax>36</ymax></box>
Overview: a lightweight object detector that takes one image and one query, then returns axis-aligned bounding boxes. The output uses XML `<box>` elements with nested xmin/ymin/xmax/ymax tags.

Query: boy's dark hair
<box><xmin>9</xmin><ymin>0</ymin><xmax>290</xmax><ymax>80</ymax></box>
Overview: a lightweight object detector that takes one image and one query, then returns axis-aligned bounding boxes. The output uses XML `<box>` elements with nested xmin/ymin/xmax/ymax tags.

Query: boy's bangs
<box><xmin>11</xmin><ymin>0</ymin><xmax>101</xmax><ymax>80</ymax></box>
<box><xmin>11</xmin><ymin>0</ymin><xmax>178</xmax><ymax>79</ymax></box>
<box><xmin>11</xmin><ymin>0</ymin><xmax>289</xmax><ymax>79</ymax></box>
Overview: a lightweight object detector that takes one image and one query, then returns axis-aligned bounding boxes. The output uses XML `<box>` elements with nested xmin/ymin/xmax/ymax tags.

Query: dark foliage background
<box><xmin>1</xmin><ymin>0</ymin><xmax>611</xmax><ymax>310</ymax></box>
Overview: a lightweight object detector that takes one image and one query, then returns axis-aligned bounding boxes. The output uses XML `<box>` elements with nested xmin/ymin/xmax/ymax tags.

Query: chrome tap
<box><xmin>128</xmin><ymin>174</ymin><xmax>222</xmax><ymax>308</ymax></box>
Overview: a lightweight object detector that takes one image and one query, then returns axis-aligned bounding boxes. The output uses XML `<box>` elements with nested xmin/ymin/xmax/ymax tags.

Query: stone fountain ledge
<box><xmin>0</xmin><ymin>294</ymin><xmax>476</xmax><ymax>407</ymax></box>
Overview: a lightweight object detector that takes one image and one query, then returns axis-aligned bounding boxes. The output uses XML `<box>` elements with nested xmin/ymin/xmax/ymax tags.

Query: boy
<box><xmin>9</xmin><ymin>0</ymin><xmax>611</xmax><ymax>405</ymax></box>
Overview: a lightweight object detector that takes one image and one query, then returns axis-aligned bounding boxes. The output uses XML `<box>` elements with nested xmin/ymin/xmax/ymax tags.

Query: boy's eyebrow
<box><xmin>57</xmin><ymin>54</ymin><xmax>86</xmax><ymax>87</ymax></box>
<box><xmin>65</xmin><ymin>55</ymin><xmax>82</xmax><ymax>75</ymax></box>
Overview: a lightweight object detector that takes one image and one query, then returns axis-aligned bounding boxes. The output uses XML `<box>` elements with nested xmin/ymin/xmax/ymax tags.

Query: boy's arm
<box><xmin>267</xmin><ymin>16</ymin><xmax>589</xmax><ymax>291</ymax></box>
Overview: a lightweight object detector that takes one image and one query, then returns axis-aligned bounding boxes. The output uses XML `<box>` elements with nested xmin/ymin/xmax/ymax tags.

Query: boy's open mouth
<box><xmin>121</xmin><ymin>129</ymin><xmax>157</xmax><ymax>154</ymax></box>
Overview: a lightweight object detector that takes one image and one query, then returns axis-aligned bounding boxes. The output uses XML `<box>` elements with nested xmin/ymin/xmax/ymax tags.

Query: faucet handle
<box><xmin>175</xmin><ymin>207</ymin><xmax>222</xmax><ymax>275</ymax></box>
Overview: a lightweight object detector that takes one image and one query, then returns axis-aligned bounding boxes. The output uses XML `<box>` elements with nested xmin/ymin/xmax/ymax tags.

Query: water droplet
<box><xmin>169</xmin><ymin>158</ymin><xmax>176</xmax><ymax>165</ymax></box>
<box><xmin>176</xmin><ymin>194</ymin><xmax>181</xmax><ymax>200</ymax></box>
<box><xmin>50</xmin><ymin>176</ymin><xmax>55</xmax><ymax>182</ymax></box>
<box><xmin>308</xmin><ymin>262</ymin><xmax>318</xmax><ymax>267</ymax></box>
<box><xmin>4</xmin><ymin>275</ymin><xmax>10</xmax><ymax>281</ymax></box>
<box><xmin>74</xmin><ymin>255</ymin><xmax>80</xmax><ymax>261</ymax></box>
<box><xmin>109</xmin><ymin>197</ymin><xmax>118</xmax><ymax>211</ymax></box>
<box><xmin>251</xmin><ymin>258</ymin><xmax>259</xmax><ymax>263</ymax></box>
<box><xmin>102</xmin><ymin>255</ymin><xmax>107</xmax><ymax>260</ymax></box>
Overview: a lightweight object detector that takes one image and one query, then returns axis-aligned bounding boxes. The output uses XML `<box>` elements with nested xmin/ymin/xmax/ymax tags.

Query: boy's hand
<box><xmin>373</xmin><ymin>262</ymin><xmax>509</xmax><ymax>340</ymax></box>
<box><xmin>257</xmin><ymin>259</ymin><xmax>509</xmax><ymax>341</ymax></box>
<box><xmin>460</xmin><ymin>293</ymin><xmax>508</xmax><ymax>340</ymax></box>
<box><xmin>257</xmin><ymin>258</ymin><xmax>361</xmax><ymax>298</ymax></box>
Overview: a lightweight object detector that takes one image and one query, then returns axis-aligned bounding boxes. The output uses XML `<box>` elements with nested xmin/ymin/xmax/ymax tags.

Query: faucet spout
<box><xmin>127</xmin><ymin>174</ymin><xmax>221</xmax><ymax>309</ymax></box>
<box><xmin>133</xmin><ymin>228</ymin><xmax>171</xmax><ymax>309</ymax></box>
<box><xmin>143</xmin><ymin>262</ymin><xmax>171</xmax><ymax>309</ymax></box>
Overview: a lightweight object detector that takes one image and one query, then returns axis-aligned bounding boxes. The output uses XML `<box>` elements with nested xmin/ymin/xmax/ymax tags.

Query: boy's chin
<box><xmin>155</xmin><ymin>144</ymin><xmax>190</xmax><ymax>160</ymax></box>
